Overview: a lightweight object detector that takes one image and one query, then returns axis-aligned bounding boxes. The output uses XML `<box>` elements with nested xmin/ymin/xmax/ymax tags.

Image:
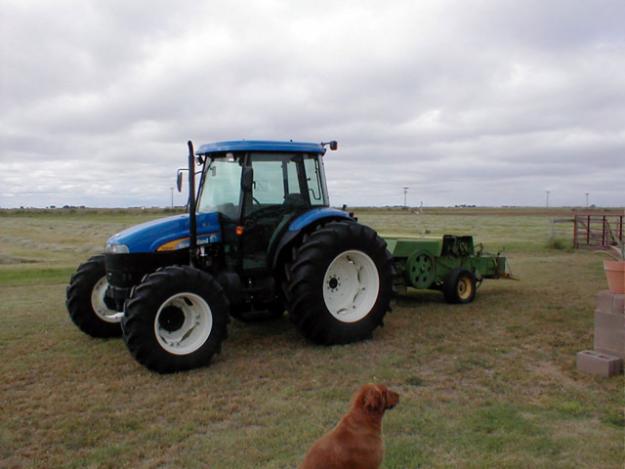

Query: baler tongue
<box><xmin>500</xmin><ymin>271</ymin><xmax>520</xmax><ymax>280</ymax></box>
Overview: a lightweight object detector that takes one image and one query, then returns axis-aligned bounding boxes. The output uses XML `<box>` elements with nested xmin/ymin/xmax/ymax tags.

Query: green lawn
<box><xmin>0</xmin><ymin>208</ymin><xmax>622</xmax><ymax>468</ymax></box>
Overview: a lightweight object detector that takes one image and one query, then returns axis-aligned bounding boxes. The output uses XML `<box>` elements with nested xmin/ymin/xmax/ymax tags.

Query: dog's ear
<box><xmin>363</xmin><ymin>386</ymin><xmax>384</xmax><ymax>413</ymax></box>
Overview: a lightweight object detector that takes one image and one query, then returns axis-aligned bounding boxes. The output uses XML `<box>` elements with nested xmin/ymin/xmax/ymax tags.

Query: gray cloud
<box><xmin>1</xmin><ymin>0</ymin><xmax>624</xmax><ymax>208</ymax></box>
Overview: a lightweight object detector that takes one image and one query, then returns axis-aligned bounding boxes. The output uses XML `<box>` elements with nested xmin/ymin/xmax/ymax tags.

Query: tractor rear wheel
<box><xmin>286</xmin><ymin>221</ymin><xmax>393</xmax><ymax>344</ymax></box>
<box><xmin>443</xmin><ymin>268</ymin><xmax>477</xmax><ymax>304</ymax></box>
<box><xmin>66</xmin><ymin>255</ymin><xmax>122</xmax><ymax>338</ymax></box>
<box><xmin>121</xmin><ymin>266</ymin><xmax>229</xmax><ymax>373</ymax></box>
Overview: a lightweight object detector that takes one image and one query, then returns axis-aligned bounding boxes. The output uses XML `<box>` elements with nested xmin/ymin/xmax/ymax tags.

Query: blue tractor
<box><xmin>66</xmin><ymin>140</ymin><xmax>393</xmax><ymax>373</ymax></box>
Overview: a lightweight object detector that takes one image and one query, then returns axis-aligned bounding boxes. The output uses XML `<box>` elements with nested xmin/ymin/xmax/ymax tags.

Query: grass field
<box><xmin>1</xmin><ymin>208</ymin><xmax>623</xmax><ymax>468</ymax></box>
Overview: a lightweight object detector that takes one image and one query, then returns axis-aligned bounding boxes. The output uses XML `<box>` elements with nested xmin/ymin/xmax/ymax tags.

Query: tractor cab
<box><xmin>193</xmin><ymin>141</ymin><xmax>331</xmax><ymax>271</ymax></box>
<box><xmin>196</xmin><ymin>145</ymin><xmax>330</xmax><ymax>219</ymax></box>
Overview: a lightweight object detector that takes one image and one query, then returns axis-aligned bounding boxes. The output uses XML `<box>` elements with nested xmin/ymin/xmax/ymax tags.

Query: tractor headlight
<box><xmin>105</xmin><ymin>243</ymin><xmax>130</xmax><ymax>254</ymax></box>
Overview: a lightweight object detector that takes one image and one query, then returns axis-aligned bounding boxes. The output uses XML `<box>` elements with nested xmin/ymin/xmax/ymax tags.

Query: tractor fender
<box><xmin>269</xmin><ymin>208</ymin><xmax>353</xmax><ymax>271</ymax></box>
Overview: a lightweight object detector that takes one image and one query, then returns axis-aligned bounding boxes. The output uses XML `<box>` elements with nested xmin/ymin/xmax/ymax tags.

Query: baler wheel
<box><xmin>443</xmin><ymin>268</ymin><xmax>477</xmax><ymax>304</ymax></box>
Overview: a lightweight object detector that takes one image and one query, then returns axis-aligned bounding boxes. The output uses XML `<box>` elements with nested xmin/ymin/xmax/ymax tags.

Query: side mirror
<box><xmin>242</xmin><ymin>167</ymin><xmax>254</xmax><ymax>192</ymax></box>
<box><xmin>176</xmin><ymin>171</ymin><xmax>183</xmax><ymax>192</ymax></box>
<box><xmin>322</xmin><ymin>140</ymin><xmax>338</xmax><ymax>151</ymax></box>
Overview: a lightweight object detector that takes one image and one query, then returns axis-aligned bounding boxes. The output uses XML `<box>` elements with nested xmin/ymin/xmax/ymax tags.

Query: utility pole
<box><xmin>585</xmin><ymin>192</ymin><xmax>589</xmax><ymax>208</ymax></box>
<box><xmin>170</xmin><ymin>187</ymin><xmax>174</xmax><ymax>209</ymax></box>
<box><xmin>545</xmin><ymin>190</ymin><xmax>550</xmax><ymax>208</ymax></box>
<box><xmin>402</xmin><ymin>187</ymin><xmax>409</xmax><ymax>209</ymax></box>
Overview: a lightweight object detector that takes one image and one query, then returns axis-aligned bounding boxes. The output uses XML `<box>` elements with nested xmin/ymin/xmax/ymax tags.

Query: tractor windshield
<box><xmin>197</xmin><ymin>157</ymin><xmax>243</xmax><ymax>219</ymax></box>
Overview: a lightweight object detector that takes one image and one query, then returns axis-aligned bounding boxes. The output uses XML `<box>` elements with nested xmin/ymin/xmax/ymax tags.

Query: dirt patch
<box><xmin>0</xmin><ymin>254</ymin><xmax>39</xmax><ymax>265</ymax></box>
<box><xmin>529</xmin><ymin>361</ymin><xmax>587</xmax><ymax>393</ymax></box>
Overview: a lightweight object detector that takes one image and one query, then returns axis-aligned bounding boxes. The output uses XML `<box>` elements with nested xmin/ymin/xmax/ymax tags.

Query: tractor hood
<box><xmin>106</xmin><ymin>212</ymin><xmax>221</xmax><ymax>253</ymax></box>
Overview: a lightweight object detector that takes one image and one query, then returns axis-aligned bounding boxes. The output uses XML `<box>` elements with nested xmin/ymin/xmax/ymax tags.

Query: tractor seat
<box><xmin>283</xmin><ymin>193</ymin><xmax>307</xmax><ymax>208</ymax></box>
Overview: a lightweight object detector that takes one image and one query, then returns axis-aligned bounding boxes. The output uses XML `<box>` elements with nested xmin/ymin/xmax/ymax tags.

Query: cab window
<box><xmin>247</xmin><ymin>153</ymin><xmax>308</xmax><ymax>214</ymax></box>
<box><xmin>304</xmin><ymin>156</ymin><xmax>328</xmax><ymax>206</ymax></box>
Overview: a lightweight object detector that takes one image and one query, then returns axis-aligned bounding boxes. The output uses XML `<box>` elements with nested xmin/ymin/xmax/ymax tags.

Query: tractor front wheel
<box><xmin>443</xmin><ymin>268</ymin><xmax>477</xmax><ymax>304</ymax></box>
<box><xmin>66</xmin><ymin>255</ymin><xmax>122</xmax><ymax>338</ymax></box>
<box><xmin>286</xmin><ymin>221</ymin><xmax>393</xmax><ymax>344</ymax></box>
<box><xmin>121</xmin><ymin>266</ymin><xmax>229</xmax><ymax>373</ymax></box>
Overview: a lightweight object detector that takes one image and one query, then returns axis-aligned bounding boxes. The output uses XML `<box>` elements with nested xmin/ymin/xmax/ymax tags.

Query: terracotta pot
<box><xmin>603</xmin><ymin>260</ymin><xmax>625</xmax><ymax>294</ymax></box>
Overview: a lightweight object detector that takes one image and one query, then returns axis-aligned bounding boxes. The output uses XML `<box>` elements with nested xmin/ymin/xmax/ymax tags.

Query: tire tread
<box><xmin>286</xmin><ymin>221</ymin><xmax>393</xmax><ymax>344</ymax></box>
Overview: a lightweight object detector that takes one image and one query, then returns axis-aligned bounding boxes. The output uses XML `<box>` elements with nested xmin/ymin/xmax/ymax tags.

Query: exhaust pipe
<box><xmin>187</xmin><ymin>140</ymin><xmax>198</xmax><ymax>266</ymax></box>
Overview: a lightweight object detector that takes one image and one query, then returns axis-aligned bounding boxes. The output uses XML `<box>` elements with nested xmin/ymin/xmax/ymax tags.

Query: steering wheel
<box><xmin>252</xmin><ymin>196</ymin><xmax>261</xmax><ymax>205</ymax></box>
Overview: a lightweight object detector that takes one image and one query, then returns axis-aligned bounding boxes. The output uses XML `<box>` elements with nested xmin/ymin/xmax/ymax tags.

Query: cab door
<box><xmin>240</xmin><ymin>153</ymin><xmax>309</xmax><ymax>271</ymax></box>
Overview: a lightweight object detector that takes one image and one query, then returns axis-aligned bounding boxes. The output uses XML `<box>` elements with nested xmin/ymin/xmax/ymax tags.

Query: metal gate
<box><xmin>573</xmin><ymin>211</ymin><xmax>624</xmax><ymax>249</ymax></box>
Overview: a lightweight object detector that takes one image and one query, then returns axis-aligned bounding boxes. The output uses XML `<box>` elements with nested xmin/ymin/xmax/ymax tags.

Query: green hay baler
<box><xmin>385</xmin><ymin>234</ymin><xmax>513</xmax><ymax>303</ymax></box>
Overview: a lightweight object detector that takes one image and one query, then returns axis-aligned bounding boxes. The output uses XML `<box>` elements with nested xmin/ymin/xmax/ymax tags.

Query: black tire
<box><xmin>286</xmin><ymin>221</ymin><xmax>393</xmax><ymax>345</ymax></box>
<box><xmin>66</xmin><ymin>255</ymin><xmax>122</xmax><ymax>338</ymax></box>
<box><xmin>443</xmin><ymin>268</ymin><xmax>477</xmax><ymax>304</ymax></box>
<box><xmin>121</xmin><ymin>265</ymin><xmax>229</xmax><ymax>373</ymax></box>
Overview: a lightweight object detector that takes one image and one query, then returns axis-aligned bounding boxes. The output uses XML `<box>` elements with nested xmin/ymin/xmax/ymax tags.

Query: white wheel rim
<box><xmin>322</xmin><ymin>250</ymin><xmax>380</xmax><ymax>323</ymax></box>
<box><xmin>91</xmin><ymin>276</ymin><xmax>121</xmax><ymax>323</ymax></box>
<box><xmin>154</xmin><ymin>293</ymin><xmax>213</xmax><ymax>355</ymax></box>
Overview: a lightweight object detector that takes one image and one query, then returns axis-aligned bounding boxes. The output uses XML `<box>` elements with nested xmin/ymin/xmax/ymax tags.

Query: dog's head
<box><xmin>356</xmin><ymin>383</ymin><xmax>400</xmax><ymax>415</ymax></box>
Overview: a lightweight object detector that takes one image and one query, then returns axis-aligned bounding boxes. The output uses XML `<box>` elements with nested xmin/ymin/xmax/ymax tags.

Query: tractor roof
<box><xmin>196</xmin><ymin>140</ymin><xmax>326</xmax><ymax>156</ymax></box>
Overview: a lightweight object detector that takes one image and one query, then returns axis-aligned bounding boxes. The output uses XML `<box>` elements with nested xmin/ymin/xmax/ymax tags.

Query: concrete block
<box><xmin>595</xmin><ymin>337</ymin><xmax>625</xmax><ymax>359</ymax></box>
<box><xmin>594</xmin><ymin>309</ymin><xmax>625</xmax><ymax>329</ymax></box>
<box><xmin>615</xmin><ymin>294</ymin><xmax>625</xmax><ymax>315</ymax></box>
<box><xmin>576</xmin><ymin>350</ymin><xmax>623</xmax><ymax>377</ymax></box>
<box><xmin>596</xmin><ymin>290</ymin><xmax>625</xmax><ymax>315</ymax></box>
<box><xmin>594</xmin><ymin>310</ymin><xmax>625</xmax><ymax>358</ymax></box>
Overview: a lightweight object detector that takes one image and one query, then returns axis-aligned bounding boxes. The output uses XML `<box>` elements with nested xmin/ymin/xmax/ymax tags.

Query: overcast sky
<box><xmin>1</xmin><ymin>0</ymin><xmax>624</xmax><ymax>208</ymax></box>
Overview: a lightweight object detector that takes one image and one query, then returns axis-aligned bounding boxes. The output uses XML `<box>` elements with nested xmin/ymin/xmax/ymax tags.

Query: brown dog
<box><xmin>299</xmin><ymin>384</ymin><xmax>399</xmax><ymax>469</ymax></box>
